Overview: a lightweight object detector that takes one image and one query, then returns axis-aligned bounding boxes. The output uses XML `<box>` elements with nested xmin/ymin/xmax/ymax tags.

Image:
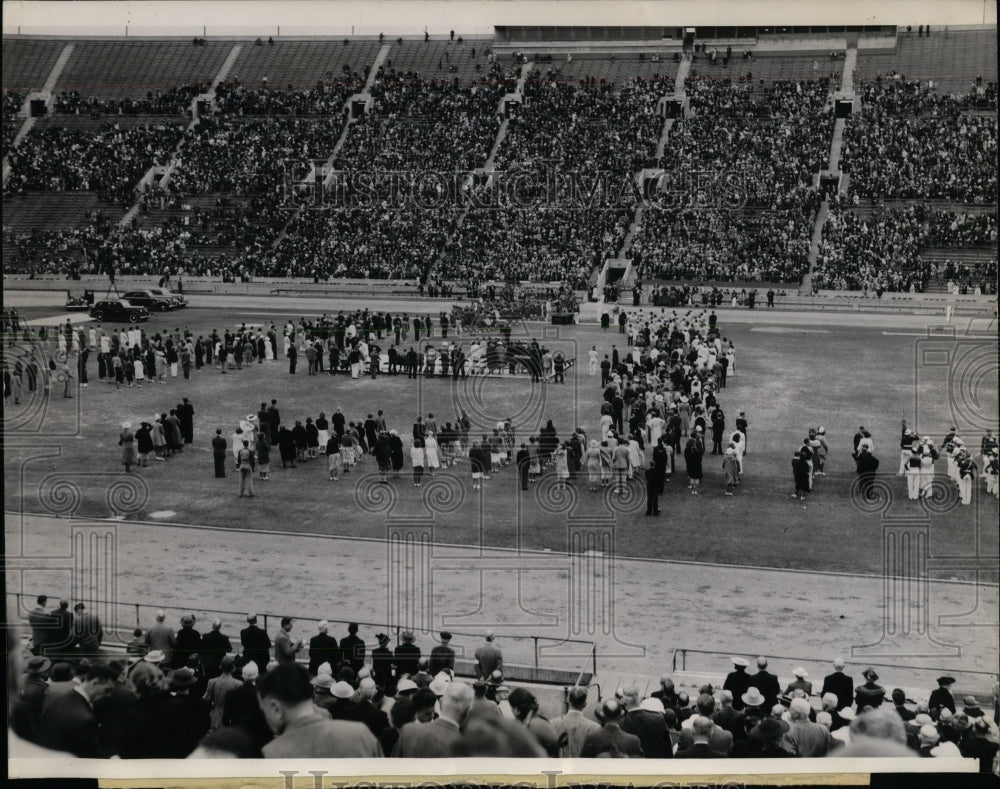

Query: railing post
<box><xmin>135</xmin><ymin>603</ymin><xmax>140</xmax><ymax>628</ymax></box>
<box><xmin>591</xmin><ymin>643</ymin><xmax>597</xmax><ymax>677</ymax></box>
<box><xmin>533</xmin><ymin>636</ymin><xmax>539</xmax><ymax>669</ymax></box>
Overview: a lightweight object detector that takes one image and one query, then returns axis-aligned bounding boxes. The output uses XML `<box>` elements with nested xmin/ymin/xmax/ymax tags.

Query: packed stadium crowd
<box><xmin>10</xmin><ymin>605</ymin><xmax>1000</xmax><ymax>764</ymax></box>
<box><xmin>842</xmin><ymin>80</ymin><xmax>998</xmax><ymax>203</ymax></box>
<box><xmin>813</xmin><ymin>205</ymin><xmax>998</xmax><ymax>292</ymax></box>
<box><xmin>631</xmin><ymin>209</ymin><xmax>812</xmax><ymax>284</ymax></box>
<box><xmin>4</xmin><ymin>121</ymin><xmax>185</xmax><ymax>203</ymax></box>
<box><xmin>52</xmin><ymin>85</ymin><xmax>208</xmax><ymax>116</ymax></box>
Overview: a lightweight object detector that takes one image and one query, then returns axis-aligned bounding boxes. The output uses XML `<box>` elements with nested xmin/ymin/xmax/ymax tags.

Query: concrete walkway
<box><xmin>7</xmin><ymin>513</ymin><xmax>996</xmax><ymax>696</ymax></box>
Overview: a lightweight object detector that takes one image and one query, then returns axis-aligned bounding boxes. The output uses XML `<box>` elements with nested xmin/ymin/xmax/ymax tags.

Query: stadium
<box><xmin>3</xmin><ymin>0</ymin><xmax>999</xmax><ymax>779</ymax></box>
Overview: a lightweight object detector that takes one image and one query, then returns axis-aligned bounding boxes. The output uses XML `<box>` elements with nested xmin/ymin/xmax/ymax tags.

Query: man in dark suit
<box><xmin>429</xmin><ymin>631</ymin><xmax>456</xmax><ymax>676</ymax></box>
<box><xmin>724</xmin><ymin>657</ymin><xmax>753</xmax><ymax>710</ymax></box>
<box><xmin>28</xmin><ymin>595</ymin><xmax>53</xmax><ymax>656</ymax></box>
<box><xmin>644</xmin><ymin>461</ymin><xmax>661</xmax><ymax>516</ymax></box>
<box><xmin>347</xmin><ymin>677</ymin><xmax>391</xmax><ymax>738</ymax></box>
<box><xmin>340</xmin><ymin>622</ymin><xmax>366</xmax><ymax>675</ymax></box>
<box><xmin>651</xmin><ymin>675</ymin><xmax>679</xmax><ymax>709</ymax></box>
<box><xmin>308</xmin><ymin>621</ymin><xmax>339</xmax><ymax>676</ymax></box>
<box><xmin>620</xmin><ymin>691</ymin><xmax>673</xmax><ymax>758</ymax></box>
<box><xmin>820</xmin><ymin>657</ymin><xmax>854</xmax><ymax>710</ymax></box>
<box><xmin>392</xmin><ymin>681</ymin><xmax>473</xmax><ymax>757</ymax></box>
<box><xmin>675</xmin><ymin>716</ymin><xmax>729</xmax><ymax>758</ymax></box>
<box><xmin>200</xmin><ymin>618</ymin><xmax>233</xmax><ymax>679</ymax></box>
<box><xmin>240</xmin><ymin>614</ymin><xmax>271</xmax><ymax>674</ymax></box>
<box><xmin>221</xmin><ymin>662</ymin><xmax>273</xmax><ymax>750</ymax></box>
<box><xmin>38</xmin><ymin>661</ymin><xmax>118</xmax><ymax>757</ymax></box>
<box><xmin>212</xmin><ymin>429</ymin><xmax>228</xmax><ymax>478</ymax></box>
<box><xmin>750</xmin><ymin>656</ymin><xmax>781</xmax><ymax>710</ymax></box>
<box><xmin>394</xmin><ymin>631</ymin><xmax>422</xmax><ymax>681</ymax></box>
<box><xmin>371</xmin><ymin>633</ymin><xmax>394</xmax><ymax>691</ymax></box>
<box><xmin>267</xmin><ymin>399</ymin><xmax>280</xmax><ymax>444</ymax></box>
<box><xmin>580</xmin><ymin>699</ymin><xmax>644</xmax><ymax>758</ymax></box>
<box><xmin>516</xmin><ymin>444</ymin><xmax>531</xmax><ymax>491</ymax></box>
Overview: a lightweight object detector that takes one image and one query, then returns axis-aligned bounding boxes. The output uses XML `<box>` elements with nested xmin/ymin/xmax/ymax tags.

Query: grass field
<box><xmin>4</xmin><ymin>305</ymin><xmax>997</xmax><ymax>582</ymax></box>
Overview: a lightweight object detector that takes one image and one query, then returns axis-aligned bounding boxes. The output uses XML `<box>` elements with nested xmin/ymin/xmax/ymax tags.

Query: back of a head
<box><xmin>756</xmin><ymin>656</ymin><xmax>768</xmax><ymax>669</ymax></box>
<box><xmin>696</xmin><ymin>693</ymin><xmax>715</xmax><ymax>716</ymax></box>
<box><xmin>850</xmin><ymin>707</ymin><xmax>907</xmax><ymax>745</ymax></box>
<box><xmin>789</xmin><ymin>698</ymin><xmax>812</xmax><ymax>720</ymax></box>
<box><xmin>192</xmin><ymin>726</ymin><xmax>262</xmax><ymax>758</ymax></box>
<box><xmin>441</xmin><ymin>681</ymin><xmax>473</xmax><ymax>716</ymax></box>
<box><xmin>621</xmin><ymin>683</ymin><xmax>641</xmax><ymax>708</ymax></box>
<box><xmin>568</xmin><ymin>686</ymin><xmax>589</xmax><ymax>710</ymax></box>
<box><xmin>413</xmin><ymin>687</ymin><xmax>438</xmax><ymax>715</ymax></box>
<box><xmin>507</xmin><ymin>687</ymin><xmax>537</xmax><ymax>717</ymax></box>
<box><xmin>390</xmin><ymin>697</ymin><xmax>416</xmax><ymax>729</ymax></box>
<box><xmin>449</xmin><ymin>716</ymin><xmax>546</xmax><ymax>757</ymax></box>
<box><xmin>692</xmin><ymin>715</ymin><xmax>714</xmax><ymax>737</ymax></box>
<box><xmin>129</xmin><ymin>662</ymin><xmax>165</xmax><ymax>696</ymax></box>
<box><xmin>601</xmin><ymin>698</ymin><xmax>623</xmax><ymax>722</ymax></box>
<box><xmin>256</xmin><ymin>664</ymin><xmax>313</xmax><ymax>705</ymax></box>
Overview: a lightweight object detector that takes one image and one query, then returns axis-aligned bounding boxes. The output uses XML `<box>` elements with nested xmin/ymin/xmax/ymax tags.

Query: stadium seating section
<box><xmin>1</xmin><ymin>33</ymin><xmax>996</xmax><ymax>292</ymax></box>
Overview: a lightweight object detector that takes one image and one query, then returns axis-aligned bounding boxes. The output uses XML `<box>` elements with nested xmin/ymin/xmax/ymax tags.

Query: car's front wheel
<box><xmin>158</xmin><ymin>302</ymin><xmax>169</xmax><ymax>312</ymax></box>
<box><xmin>128</xmin><ymin>313</ymin><xmax>140</xmax><ymax>324</ymax></box>
<box><xmin>93</xmin><ymin>311</ymin><xmax>105</xmax><ymax>321</ymax></box>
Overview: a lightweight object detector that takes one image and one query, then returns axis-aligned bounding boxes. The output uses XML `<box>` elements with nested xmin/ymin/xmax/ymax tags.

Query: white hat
<box><xmin>838</xmin><ymin>707</ymin><xmax>856</xmax><ymax>721</ymax></box>
<box><xmin>241</xmin><ymin>663</ymin><xmax>259</xmax><ymax>680</ymax></box>
<box><xmin>732</xmin><ymin>657</ymin><xmax>749</xmax><ymax>667</ymax></box>
<box><xmin>639</xmin><ymin>697</ymin><xmax>665</xmax><ymax>713</ymax></box>
<box><xmin>429</xmin><ymin>677</ymin><xmax>449</xmax><ymax>696</ymax></box>
<box><xmin>122</xmin><ymin>421</ymin><xmax>132</xmax><ymax>429</ymax></box>
<box><xmin>332</xmin><ymin>681</ymin><xmax>355</xmax><ymax>699</ymax></box>
<box><xmin>316</xmin><ymin>662</ymin><xmax>333</xmax><ymax>677</ymax></box>
<box><xmin>396</xmin><ymin>678</ymin><xmax>418</xmax><ymax>694</ymax></box>
<box><xmin>792</xmin><ymin>667</ymin><xmax>808</xmax><ymax>679</ymax></box>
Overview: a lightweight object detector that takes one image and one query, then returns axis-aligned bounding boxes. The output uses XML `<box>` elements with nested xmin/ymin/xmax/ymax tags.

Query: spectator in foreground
<box><xmin>256</xmin><ymin>664</ymin><xmax>382</xmax><ymax>758</ymax></box>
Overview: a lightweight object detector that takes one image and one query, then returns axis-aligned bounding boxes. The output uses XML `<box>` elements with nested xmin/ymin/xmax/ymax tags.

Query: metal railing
<box><xmin>7</xmin><ymin>591</ymin><xmax>597</xmax><ymax>674</ymax></box>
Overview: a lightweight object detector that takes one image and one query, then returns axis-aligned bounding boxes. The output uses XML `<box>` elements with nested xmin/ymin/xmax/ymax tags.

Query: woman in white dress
<box><xmin>627</xmin><ymin>434</ymin><xmax>644</xmax><ymax>480</ymax></box>
<box><xmin>424</xmin><ymin>433</ymin><xmax>441</xmax><ymax>474</ymax></box>
<box><xmin>133</xmin><ymin>356</ymin><xmax>145</xmax><ymax>385</ymax></box>
<box><xmin>265</xmin><ymin>336</ymin><xmax>275</xmax><ymax>361</ymax></box>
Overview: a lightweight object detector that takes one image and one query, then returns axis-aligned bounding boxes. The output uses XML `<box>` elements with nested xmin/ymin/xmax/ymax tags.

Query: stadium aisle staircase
<box><xmin>804</xmin><ymin>45</ymin><xmax>857</xmax><ymax>288</ymax></box>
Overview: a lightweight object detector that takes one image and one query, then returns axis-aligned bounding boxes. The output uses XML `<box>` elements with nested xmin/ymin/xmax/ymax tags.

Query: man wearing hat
<box><xmin>724</xmin><ymin>657</ymin><xmax>753</xmax><ymax>711</ymax></box>
<box><xmin>325</xmin><ymin>681</ymin><xmax>360</xmax><ymax>721</ymax></box>
<box><xmin>429</xmin><ymin>631</ymin><xmax>456</xmax><ymax>676</ymax></box>
<box><xmin>146</xmin><ymin>610</ymin><xmax>176</xmax><ymax>667</ymax></box>
<box><xmin>580</xmin><ymin>698</ymin><xmax>644</xmax><ymax>758</ymax></box>
<box><xmin>394</xmin><ymin>631</ymin><xmax>422</xmax><ymax>682</ymax></box>
<box><xmin>961</xmin><ymin>717</ymin><xmax>1000</xmax><ymax>772</ymax></box>
<box><xmin>785</xmin><ymin>667</ymin><xmax>812</xmax><ymax>697</ymax></box>
<box><xmin>11</xmin><ymin>656</ymin><xmax>52</xmax><ymax>743</ymax></box>
<box><xmin>257</xmin><ymin>665</ymin><xmax>382</xmax><ymax>757</ymax></box>
<box><xmin>170</xmin><ymin>666</ymin><xmax>210</xmax><ymax>744</ymax></box>
<box><xmin>620</xmin><ymin>685</ymin><xmax>674</xmax><ymax>759</ymax></box>
<box><xmin>821</xmin><ymin>657</ymin><xmax>854</xmax><ymax>711</ymax></box>
<box><xmin>740</xmin><ymin>687</ymin><xmax>768</xmax><ymax>724</ymax></box>
<box><xmin>308</xmin><ymin>621</ymin><xmax>339</xmax><ymax>677</ymax></box>
<box><xmin>240</xmin><ymin>614</ymin><xmax>272</xmax><ymax>675</ymax></box>
<box><xmin>173</xmin><ymin>614</ymin><xmax>202</xmax><ymax>670</ymax></box>
<box><xmin>221</xmin><ymin>662</ymin><xmax>273</xmax><ymax>750</ymax></box>
<box><xmin>475</xmin><ymin>630</ymin><xmax>503</xmax><ymax>680</ymax></box>
<box><xmin>855</xmin><ymin>668</ymin><xmax>886</xmax><ymax>710</ymax></box>
<box><xmin>961</xmin><ymin>695</ymin><xmax>986</xmax><ymax>719</ymax></box>
<box><xmin>72</xmin><ymin>603</ymin><xmax>103</xmax><ymax>655</ymax></box>
<box><xmin>310</xmin><ymin>673</ymin><xmax>338</xmax><ymax>715</ymax></box>
<box><xmin>737</xmin><ymin>715</ymin><xmax>793</xmax><ymax>758</ymax></box>
<box><xmin>371</xmin><ymin>633</ymin><xmax>394</xmax><ymax>690</ymax></box>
